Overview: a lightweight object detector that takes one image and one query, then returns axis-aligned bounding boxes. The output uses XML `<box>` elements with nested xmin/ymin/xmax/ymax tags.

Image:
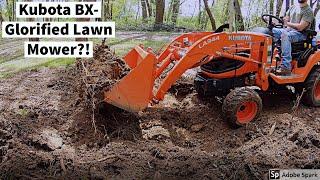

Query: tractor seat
<box><xmin>291</xmin><ymin>29</ymin><xmax>317</xmax><ymax>59</ymax></box>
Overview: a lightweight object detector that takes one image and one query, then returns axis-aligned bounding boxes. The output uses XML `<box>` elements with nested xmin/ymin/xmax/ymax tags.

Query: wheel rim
<box><xmin>236</xmin><ymin>101</ymin><xmax>258</xmax><ymax>124</ymax></box>
<box><xmin>315</xmin><ymin>81</ymin><xmax>320</xmax><ymax>101</ymax></box>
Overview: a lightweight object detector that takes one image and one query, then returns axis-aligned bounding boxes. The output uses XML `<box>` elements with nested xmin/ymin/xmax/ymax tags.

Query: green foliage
<box><xmin>17</xmin><ymin>109</ymin><xmax>29</xmax><ymax>118</ymax></box>
<box><xmin>4</xmin><ymin>0</ymin><xmax>14</xmax><ymax>21</ymax></box>
<box><xmin>213</xmin><ymin>0</ymin><xmax>229</xmax><ymax>27</ymax></box>
<box><xmin>112</xmin><ymin>0</ymin><xmax>130</xmax><ymax>19</ymax></box>
<box><xmin>176</xmin><ymin>17</ymin><xmax>202</xmax><ymax>30</ymax></box>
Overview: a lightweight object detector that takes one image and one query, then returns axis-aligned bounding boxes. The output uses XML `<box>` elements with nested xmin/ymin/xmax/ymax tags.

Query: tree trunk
<box><xmin>6</xmin><ymin>0</ymin><xmax>11</xmax><ymax>21</ymax></box>
<box><xmin>198</xmin><ymin>0</ymin><xmax>202</xmax><ymax>25</ymax></box>
<box><xmin>285</xmin><ymin>0</ymin><xmax>290</xmax><ymax>12</ymax></box>
<box><xmin>155</xmin><ymin>0</ymin><xmax>165</xmax><ymax>28</ymax></box>
<box><xmin>0</xmin><ymin>10</ymin><xmax>3</xmax><ymax>26</ymax></box>
<box><xmin>314</xmin><ymin>1</ymin><xmax>320</xmax><ymax>16</ymax></box>
<box><xmin>166</xmin><ymin>0</ymin><xmax>173</xmax><ymax>22</ymax></box>
<box><xmin>141</xmin><ymin>0</ymin><xmax>148</xmax><ymax>20</ymax></box>
<box><xmin>146</xmin><ymin>0</ymin><xmax>153</xmax><ymax>17</ymax></box>
<box><xmin>171</xmin><ymin>0</ymin><xmax>180</xmax><ymax>25</ymax></box>
<box><xmin>276</xmin><ymin>0</ymin><xmax>283</xmax><ymax>17</ymax></box>
<box><xmin>12</xmin><ymin>0</ymin><xmax>16</xmax><ymax>21</ymax></box>
<box><xmin>234</xmin><ymin>0</ymin><xmax>244</xmax><ymax>31</ymax></box>
<box><xmin>203</xmin><ymin>0</ymin><xmax>216</xmax><ymax>31</ymax></box>
<box><xmin>110</xmin><ymin>0</ymin><xmax>113</xmax><ymax>19</ymax></box>
<box><xmin>104</xmin><ymin>0</ymin><xmax>113</xmax><ymax>20</ymax></box>
<box><xmin>269</xmin><ymin>0</ymin><xmax>274</xmax><ymax>15</ymax></box>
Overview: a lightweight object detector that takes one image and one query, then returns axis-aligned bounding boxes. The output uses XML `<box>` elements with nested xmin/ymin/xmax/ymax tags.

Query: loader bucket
<box><xmin>104</xmin><ymin>46</ymin><xmax>157</xmax><ymax>112</ymax></box>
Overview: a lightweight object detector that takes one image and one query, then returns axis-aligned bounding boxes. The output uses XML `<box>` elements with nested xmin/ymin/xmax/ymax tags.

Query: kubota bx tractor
<box><xmin>104</xmin><ymin>14</ymin><xmax>320</xmax><ymax>127</ymax></box>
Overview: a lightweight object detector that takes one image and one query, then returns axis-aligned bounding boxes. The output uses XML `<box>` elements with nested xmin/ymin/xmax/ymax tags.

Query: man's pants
<box><xmin>272</xmin><ymin>28</ymin><xmax>306</xmax><ymax>70</ymax></box>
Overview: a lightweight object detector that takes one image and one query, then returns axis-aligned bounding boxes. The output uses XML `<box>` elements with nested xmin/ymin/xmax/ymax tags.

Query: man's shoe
<box><xmin>275</xmin><ymin>67</ymin><xmax>291</xmax><ymax>76</ymax></box>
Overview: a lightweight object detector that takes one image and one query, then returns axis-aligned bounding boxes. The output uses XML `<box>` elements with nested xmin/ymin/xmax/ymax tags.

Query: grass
<box><xmin>93</xmin><ymin>37</ymin><xmax>169</xmax><ymax>57</ymax></box>
<box><xmin>0</xmin><ymin>57</ymin><xmax>75</xmax><ymax>78</ymax></box>
<box><xmin>35</xmin><ymin>57</ymin><xmax>75</xmax><ymax>68</ymax></box>
<box><xmin>17</xmin><ymin>109</ymin><xmax>29</xmax><ymax>118</ymax></box>
<box><xmin>0</xmin><ymin>33</ymin><xmax>171</xmax><ymax>79</ymax></box>
<box><xmin>0</xmin><ymin>49</ymin><xmax>24</xmax><ymax>64</ymax></box>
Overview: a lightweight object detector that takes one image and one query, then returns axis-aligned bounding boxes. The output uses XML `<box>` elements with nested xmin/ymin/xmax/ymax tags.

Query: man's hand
<box><xmin>283</xmin><ymin>16</ymin><xmax>289</xmax><ymax>26</ymax></box>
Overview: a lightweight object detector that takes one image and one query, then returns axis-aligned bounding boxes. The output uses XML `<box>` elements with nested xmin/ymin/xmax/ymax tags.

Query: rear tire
<box><xmin>302</xmin><ymin>67</ymin><xmax>320</xmax><ymax>107</ymax></box>
<box><xmin>222</xmin><ymin>88</ymin><xmax>262</xmax><ymax>127</ymax></box>
<box><xmin>195</xmin><ymin>85</ymin><xmax>206</xmax><ymax>99</ymax></box>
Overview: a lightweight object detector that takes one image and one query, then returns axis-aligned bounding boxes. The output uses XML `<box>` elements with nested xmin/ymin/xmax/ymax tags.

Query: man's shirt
<box><xmin>286</xmin><ymin>5</ymin><xmax>314</xmax><ymax>31</ymax></box>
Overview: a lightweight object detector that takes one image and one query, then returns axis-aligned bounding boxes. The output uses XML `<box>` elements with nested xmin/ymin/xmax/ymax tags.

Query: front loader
<box><xmin>105</xmin><ymin>14</ymin><xmax>320</xmax><ymax>127</ymax></box>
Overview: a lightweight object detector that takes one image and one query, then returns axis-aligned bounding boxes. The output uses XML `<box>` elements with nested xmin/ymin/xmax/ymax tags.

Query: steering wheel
<box><xmin>262</xmin><ymin>14</ymin><xmax>284</xmax><ymax>29</ymax></box>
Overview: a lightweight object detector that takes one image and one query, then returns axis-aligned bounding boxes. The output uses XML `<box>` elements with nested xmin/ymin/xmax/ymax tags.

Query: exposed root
<box><xmin>76</xmin><ymin>44</ymin><xmax>130</xmax><ymax>133</ymax></box>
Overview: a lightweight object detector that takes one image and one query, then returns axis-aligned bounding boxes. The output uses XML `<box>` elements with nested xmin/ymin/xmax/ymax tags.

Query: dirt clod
<box><xmin>190</xmin><ymin>123</ymin><xmax>205</xmax><ymax>133</ymax></box>
<box><xmin>29</xmin><ymin>128</ymin><xmax>63</xmax><ymax>151</ymax></box>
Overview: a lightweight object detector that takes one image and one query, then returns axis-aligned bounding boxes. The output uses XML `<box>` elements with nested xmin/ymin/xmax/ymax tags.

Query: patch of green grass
<box><xmin>36</xmin><ymin>57</ymin><xmax>75</xmax><ymax>68</ymax></box>
<box><xmin>92</xmin><ymin>37</ymin><xmax>169</xmax><ymax>57</ymax></box>
<box><xmin>0</xmin><ymin>49</ymin><xmax>24</xmax><ymax>64</ymax></box>
<box><xmin>0</xmin><ymin>72</ymin><xmax>14</xmax><ymax>79</ymax></box>
<box><xmin>111</xmin><ymin>39</ymin><xmax>168</xmax><ymax>57</ymax></box>
<box><xmin>17</xmin><ymin>109</ymin><xmax>29</xmax><ymax>118</ymax></box>
<box><xmin>0</xmin><ymin>57</ymin><xmax>75</xmax><ymax>79</ymax></box>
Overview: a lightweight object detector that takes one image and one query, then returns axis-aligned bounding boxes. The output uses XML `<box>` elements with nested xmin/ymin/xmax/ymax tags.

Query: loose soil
<box><xmin>0</xmin><ymin>46</ymin><xmax>320</xmax><ymax>179</ymax></box>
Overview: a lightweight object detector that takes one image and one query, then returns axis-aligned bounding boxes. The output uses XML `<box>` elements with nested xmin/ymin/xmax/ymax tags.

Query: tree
<box><xmin>270</xmin><ymin>0</ymin><xmax>274</xmax><ymax>14</ymax></box>
<box><xmin>203</xmin><ymin>0</ymin><xmax>216</xmax><ymax>31</ymax></box>
<box><xmin>171</xmin><ymin>0</ymin><xmax>180</xmax><ymax>25</ymax></box>
<box><xmin>141</xmin><ymin>0</ymin><xmax>148</xmax><ymax>20</ymax></box>
<box><xmin>234</xmin><ymin>0</ymin><xmax>244</xmax><ymax>31</ymax></box>
<box><xmin>6</xmin><ymin>0</ymin><xmax>14</xmax><ymax>21</ymax></box>
<box><xmin>276</xmin><ymin>0</ymin><xmax>284</xmax><ymax>17</ymax></box>
<box><xmin>0</xmin><ymin>10</ymin><xmax>3</xmax><ymax>26</ymax></box>
<box><xmin>146</xmin><ymin>0</ymin><xmax>153</xmax><ymax>17</ymax></box>
<box><xmin>312</xmin><ymin>0</ymin><xmax>320</xmax><ymax>16</ymax></box>
<box><xmin>155</xmin><ymin>0</ymin><xmax>165</xmax><ymax>28</ymax></box>
<box><xmin>227</xmin><ymin>0</ymin><xmax>244</xmax><ymax>31</ymax></box>
<box><xmin>285</xmin><ymin>0</ymin><xmax>290</xmax><ymax>12</ymax></box>
<box><xmin>103</xmin><ymin>0</ymin><xmax>113</xmax><ymax>20</ymax></box>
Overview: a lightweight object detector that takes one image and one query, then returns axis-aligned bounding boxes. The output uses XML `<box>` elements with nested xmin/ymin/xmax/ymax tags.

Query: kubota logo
<box><xmin>198</xmin><ymin>36</ymin><xmax>219</xmax><ymax>49</ymax></box>
<box><xmin>229</xmin><ymin>35</ymin><xmax>252</xmax><ymax>41</ymax></box>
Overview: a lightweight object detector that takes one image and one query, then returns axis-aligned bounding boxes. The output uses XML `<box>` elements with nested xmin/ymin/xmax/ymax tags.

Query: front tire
<box><xmin>222</xmin><ymin>88</ymin><xmax>262</xmax><ymax>127</ymax></box>
<box><xmin>302</xmin><ymin>67</ymin><xmax>320</xmax><ymax>107</ymax></box>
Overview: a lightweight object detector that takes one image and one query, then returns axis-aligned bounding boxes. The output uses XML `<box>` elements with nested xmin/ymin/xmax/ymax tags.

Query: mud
<box><xmin>0</xmin><ymin>51</ymin><xmax>320</xmax><ymax>179</ymax></box>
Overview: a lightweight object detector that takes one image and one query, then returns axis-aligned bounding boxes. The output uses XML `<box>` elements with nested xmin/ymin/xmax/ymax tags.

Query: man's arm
<box><xmin>286</xmin><ymin>20</ymin><xmax>310</xmax><ymax>31</ymax></box>
<box><xmin>286</xmin><ymin>9</ymin><xmax>314</xmax><ymax>31</ymax></box>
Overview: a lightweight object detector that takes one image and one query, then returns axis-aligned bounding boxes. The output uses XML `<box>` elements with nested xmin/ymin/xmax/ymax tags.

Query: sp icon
<box><xmin>269</xmin><ymin>169</ymin><xmax>280</xmax><ymax>179</ymax></box>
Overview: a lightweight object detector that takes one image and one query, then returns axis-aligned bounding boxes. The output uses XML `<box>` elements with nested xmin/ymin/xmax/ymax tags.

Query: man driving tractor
<box><xmin>272</xmin><ymin>0</ymin><xmax>315</xmax><ymax>75</ymax></box>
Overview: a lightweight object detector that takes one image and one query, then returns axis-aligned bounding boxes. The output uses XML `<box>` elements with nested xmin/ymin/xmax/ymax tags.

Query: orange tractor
<box><xmin>105</xmin><ymin>14</ymin><xmax>320</xmax><ymax>126</ymax></box>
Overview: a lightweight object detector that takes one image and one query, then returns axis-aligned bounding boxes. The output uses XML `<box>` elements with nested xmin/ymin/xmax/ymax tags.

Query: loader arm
<box><xmin>155</xmin><ymin>33</ymin><xmax>232</xmax><ymax>100</ymax></box>
<box><xmin>105</xmin><ymin>32</ymin><xmax>269</xmax><ymax>112</ymax></box>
